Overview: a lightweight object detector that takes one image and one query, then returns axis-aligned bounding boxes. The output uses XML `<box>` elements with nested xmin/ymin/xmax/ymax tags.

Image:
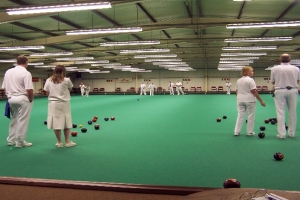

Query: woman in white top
<box><xmin>43</xmin><ymin>65</ymin><xmax>76</xmax><ymax>148</ymax></box>
<box><xmin>234</xmin><ymin>66</ymin><xmax>266</xmax><ymax>136</ymax></box>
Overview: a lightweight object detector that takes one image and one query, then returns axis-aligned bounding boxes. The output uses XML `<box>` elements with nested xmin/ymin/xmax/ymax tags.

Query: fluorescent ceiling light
<box><xmin>28</xmin><ymin>62</ymin><xmax>44</xmax><ymax>65</ymax></box>
<box><xmin>7</xmin><ymin>2</ymin><xmax>111</xmax><ymax>15</ymax></box>
<box><xmin>159</xmin><ymin>64</ymin><xmax>189</xmax><ymax>67</ymax></box>
<box><xmin>145</xmin><ymin>58</ymin><xmax>182</xmax><ymax>62</ymax></box>
<box><xmin>66</xmin><ymin>27</ymin><xmax>142</xmax><ymax>35</ymax></box>
<box><xmin>34</xmin><ymin>65</ymin><xmax>56</xmax><ymax>68</ymax></box>
<box><xmin>222</xmin><ymin>46</ymin><xmax>276</xmax><ymax>50</ymax></box>
<box><xmin>89</xmin><ymin>71</ymin><xmax>110</xmax><ymax>73</ymax></box>
<box><xmin>233</xmin><ymin>0</ymin><xmax>251</xmax><ymax>1</ymax></box>
<box><xmin>131</xmin><ymin>70</ymin><xmax>152</xmax><ymax>73</ymax></box>
<box><xmin>224</xmin><ymin>37</ymin><xmax>293</xmax><ymax>42</ymax></box>
<box><xmin>120</xmin><ymin>49</ymin><xmax>169</xmax><ymax>54</ymax></box>
<box><xmin>134</xmin><ymin>54</ymin><xmax>177</xmax><ymax>58</ymax></box>
<box><xmin>218</xmin><ymin>67</ymin><xmax>243</xmax><ymax>71</ymax></box>
<box><xmin>219</xmin><ymin>61</ymin><xmax>253</xmax><ymax>64</ymax></box>
<box><xmin>56</xmin><ymin>57</ymin><xmax>94</xmax><ymax>61</ymax></box>
<box><xmin>100</xmin><ymin>41</ymin><xmax>160</xmax><ymax>46</ymax></box>
<box><xmin>75</xmin><ymin>60</ymin><xmax>109</xmax><ymax>64</ymax></box>
<box><xmin>91</xmin><ymin>63</ymin><xmax>121</xmax><ymax>67</ymax></box>
<box><xmin>218</xmin><ymin>64</ymin><xmax>250</xmax><ymax>67</ymax></box>
<box><xmin>220</xmin><ymin>57</ymin><xmax>259</xmax><ymax>60</ymax></box>
<box><xmin>265</xmin><ymin>67</ymin><xmax>274</xmax><ymax>70</ymax></box>
<box><xmin>0</xmin><ymin>46</ymin><xmax>44</xmax><ymax>51</ymax></box>
<box><xmin>0</xmin><ymin>59</ymin><xmax>16</xmax><ymax>63</ymax></box>
<box><xmin>152</xmin><ymin>62</ymin><xmax>186</xmax><ymax>65</ymax></box>
<box><xmin>227</xmin><ymin>21</ymin><xmax>300</xmax><ymax>29</ymax></box>
<box><xmin>30</xmin><ymin>52</ymin><xmax>73</xmax><ymax>56</ymax></box>
<box><xmin>221</xmin><ymin>53</ymin><xmax>267</xmax><ymax>56</ymax></box>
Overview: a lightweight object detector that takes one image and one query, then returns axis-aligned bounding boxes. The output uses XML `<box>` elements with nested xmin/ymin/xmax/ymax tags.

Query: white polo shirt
<box><xmin>1</xmin><ymin>65</ymin><xmax>33</xmax><ymax>97</ymax></box>
<box><xmin>270</xmin><ymin>63</ymin><xmax>300</xmax><ymax>89</ymax></box>
<box><xmin>236</xmin><ymin>76</ymin><xmax>256</xmax><ymax>102</ymax></box>
<box><xmin>44</xmin><ymin>77</ymin><xmax>73</xmax><ymax>101</ymax></box>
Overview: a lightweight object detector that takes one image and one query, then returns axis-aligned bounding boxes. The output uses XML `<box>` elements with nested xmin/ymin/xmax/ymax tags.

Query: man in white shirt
<box><xmin>168</xmin><ymin>81</ymin><xmax>174</xmax><ymax>95</ymax></box>
<box><xmin>1</xmin><ymin>55</ymin><xmax>34</xmax><ymax>147</ymax></box>
<box><xmin>271</xmin><ymin>53</ymin><xmax>300</xmax><ymax>139</ymax></box>
<box><xmin>140</xmin><ymin>82</ymin><xmax>147</xmax><ymax>95</ymax></box>
<box><xmin>148</xmin><ymin>83</ymin><xmax>156</xmax><ymax>96</ymax></box>
<box><xmin>225</xmin><ymin>80</ymin><xmax>232</xmax><ymax>95</ymax></box>
<box><xmin>176</xmin><ymin>80</ymin><xmax>184</xmax><ymax>95</ymax></box>
<box><xmin>79</xmin><ymin>83</ymin><xmax>85</xmax><ymax>96</ymax></box>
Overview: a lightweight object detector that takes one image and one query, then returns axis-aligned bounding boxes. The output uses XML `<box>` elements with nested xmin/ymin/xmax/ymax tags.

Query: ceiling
<box><xmin>0</xmin><ymin>0</ymin><xmax>299</xmax><ymax>74</ymax></box>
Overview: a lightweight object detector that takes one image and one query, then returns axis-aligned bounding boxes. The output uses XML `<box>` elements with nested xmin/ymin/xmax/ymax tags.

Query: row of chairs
<box><xmin>92</xmin><ymin>88</ymin><xmax>105</xmax><ymax>92</ymax></box>
<box><xmin>257</xmin><ymin>86</ymin><xmax>269</xmax><ymax>92</ymax></box>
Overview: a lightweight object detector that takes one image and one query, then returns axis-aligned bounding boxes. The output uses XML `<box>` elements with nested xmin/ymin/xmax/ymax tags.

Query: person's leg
<box><xmin>15</xmin><ymin>96</ymin><xmax>33</xmax><ymax>146</ymax></box>
<box><xmin>287</xmin><ymin>89</ymin><xmax>298</xmax><ymax>137</ymax></box>
<box><xmin>234</xmin><ymin>102</ymin><xmax>246</xmax><ymax>135</ymax></box>
<box><xmin>274</xmin><ymin>90</ymin><xmax>286</xmax><ymax>138</ymax></box>
<box><xmin>54</xmin><ymin>129</ymin><xmax>62</xmax><ymax>144</ymax></box>
<box><xmin>246</xmin><ymin>102</ymin><xmax>256</xmax><ymax>134</ymax></box>
<box><xmin>7</xmin><ymin>97</ymin><xmax>19</xmax><ymax>144</ymax></box>
<box><xmin>65</xmin><ymin>128</ymin><xmax>76</xmax><ymax>147</ymax></box>
<box><xmin>177</xmin><ymin>88</ymin><xmax>180</xmax><ymax>95</ymax></box>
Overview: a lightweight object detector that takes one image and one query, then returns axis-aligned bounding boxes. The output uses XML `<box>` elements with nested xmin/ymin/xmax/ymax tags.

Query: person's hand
<box><xmin>260</xmin><ymin>101</ymin><xmax>266</xmax><ymax>107</ymax></box>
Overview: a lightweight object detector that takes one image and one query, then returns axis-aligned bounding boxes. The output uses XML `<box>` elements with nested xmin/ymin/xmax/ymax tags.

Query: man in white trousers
<box><xmin>271</xmin><ymin>53</ymin><xmax>300</xmax><ymax>139</ymax></box>
<box><xmin>148</xmin><ymin>83</ymin><xmax>156</xmax><ymax>96</ymax></box>
<box><xmin>168</xmin><ymin>81</ymin><xmax>174</xmax><ymax>95</ymax></box>
<box><xmin>79</xmin><ymin>82</ymin><xmax>85</xmax><ymax>96</ymax></box>
<box><xmin>225</xmin><ymin>80</ymin><xmax>232</xmax><ymax>95</ymax></box>
<box><xmin>140</xmin><ymin>82</ymin><xmax>147</xmax><ymax>95</ymax></box>
<box><xmin>85</xmin><ymin>84</ymin><xmax>90</xmax><ymax>97</ymax></box>
<box><xmin>176</xmin><ymin>80</ymin><xmax>184</xmax><ymax>95</ymax></box>
<box><xmin>2</xmin><ymin>55</ymin><xmax>34</xmax><ymax>147</ymax></box>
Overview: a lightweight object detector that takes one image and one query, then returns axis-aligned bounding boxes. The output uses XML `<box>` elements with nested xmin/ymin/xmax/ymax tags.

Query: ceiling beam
<box><xmin>8</xmin><ymin>0</ymin><xmax>30</xmax><ymax>6</ymax></box>
<box><xmin>1</xmin><ymin>34</ymin><xmax>27</xmax><ymax>41</ymax></box>
<box><xmin>73</xmin><ymin>41</ymin><xmax>94</xmax><ymax>48</ymax></box>
<box><xmin>261</xmin><ymin>0</ymin><xmax>299</xmax><ymax>37</ymax></box>
<box><xmin>162</xmin><ymin>30</ymin><xmax>171</xmax><ymax>39</ymax></box>
<box><xmin>50</xmin><ymin>16</ymin><xmax>83</xmax><ymax>29</ymax></box>
<box><xmin>184</xmin><ymin>2</ymin><xmax>192</xmax><ymax>18</ymax></box>
<box><xmin>46</xmin><ymin>45</ymin><xmax>70</xmax><ymax>52</ymax></box>
<box><xmin>91</xmin><ymin>10</ymin><xmax>121</xmax><ymax>27</ymax></box>
<box><xmin>10</xmin><ymin>22</ymin><xmax>59</xmax><ymax>37</ymax></box>
<box><xmin>197</xmin><ymin>0</ymin><xmax>203</xmax><ymax>18</ymax></box>
<box><xmin>131</xmin><ymin>34</ymin><xmax>143</xmax><ymax>40</ymax></box>
<box><xmin>136</xmin><ymin>3</ymin><xmax>157</xmax><ymax>23</ymax></box>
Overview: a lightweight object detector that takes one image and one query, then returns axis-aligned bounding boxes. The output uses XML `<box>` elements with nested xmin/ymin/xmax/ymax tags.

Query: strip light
<box><xmin>221</xmin><ymin>53</ymin><xmax>267</xmax><ymax>56</ymax></box>
<box><xmin>66</xmin><ymin>27</ymin><xmax>142</xmax><ymax>35</ymax></box>
<box><xmin>120</xmin><ymin>49</ymin><xmax>169</xmax><ymax>54</ymax></box>
<box><xmin>224</xmin><ymin>37</ymin><xmax>293</xmax><ymax>42</ymax></box>
<box><xmin>222</xmin><ymin>46</ymin><xmax>276</xmax><ymax>50</ymax></box>
<box><xmin>159</xmin><ymin>64</ymin><xmax>189</xmax><ymax>67</ymax></box>
<box><xmin>134</xmin><ymin>54</ymin><xmax>177</xmax><ymax>58</ymax></box>
<box><xmin>145</xmin><ymin>58</ymin><xmax>182</xmax><ymax>62</ymax></box>
<box><xmin>218</xmin><ymin>67</ymin><xmax>243</xmax><ymax>71</ymax></box>
<box><xmin>0</xmin><ymin>59</ymin><xmax>16</xmax><ymax>62</ymax></box>
<box><xmin>0</xmin><ymin>46</ymin><xmax>44</xmax><ymax>51</ymax></box>
<box><xmin>227</xmin><ymin>21</ymin><xmax>300</xmax><ymax>29</ymax></box>
<box><xmin>75</xmin><ymin>60</ymin><xmax>109</xmax><ymax>64</ymax></box>
<box><xmin>91</xmin><ymin>63</ymin><xmax>121</xmax><ymax>67</ymax></box>
<box><xmin>30</xmin><ymin>52</ymin><xmax>73</xmax><ymax>56</ymax></box>
<box><xmin>219</xmin><ymin>61</ymin><xmax>253</xmax><ymax>64</ymax></box>
<box><xmin>7</xmin><ymin>2</ymin><xmax>111</xmax><ymax>15</ymax></box>
<box><xmin>152</xmin><ymin>62</ymin><xmax>186</xmax><ymax>65</ymax></box>
<box><xmin>220</xmin><ymin>57</ymin><xmax>259</xmax><ymax>60</ymax></box>
<box><xmin>100</xmin><ymin>41</ymin><xmax>160</xmax><ymax>46</ymax></box>
<box><xmin>55</xmin><ymin>57</ymin><xmax>94</xmax><ymax>61</ymax></box>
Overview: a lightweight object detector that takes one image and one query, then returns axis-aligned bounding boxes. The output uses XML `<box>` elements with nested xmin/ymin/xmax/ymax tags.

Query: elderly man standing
<box><xmin>140</xmin><ymin>82</ymin><xmax>147</xmax><ymax>95</ymax></box>
<box><xmin>271</xmin><ymin>53</ymin><xmax>300</xmax><ymax>139</ymax></box>
<box><xmin>2</xmin><ymin>55</ymin><xmax>34</xmax><ymax>147</ymax></box>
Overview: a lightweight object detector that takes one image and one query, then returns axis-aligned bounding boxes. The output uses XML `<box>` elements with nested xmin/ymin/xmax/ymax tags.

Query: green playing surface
<box><xmin>0</xmin><ymin>94</ymin><xmax>299</xmax><ymax>191</ymax></box>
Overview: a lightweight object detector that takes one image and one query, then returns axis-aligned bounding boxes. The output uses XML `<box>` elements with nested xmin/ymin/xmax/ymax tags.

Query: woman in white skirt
<box><xmin>43</xmin><ymin>65</ymin><xmax>76</xmax><ymax>148</ymax></box>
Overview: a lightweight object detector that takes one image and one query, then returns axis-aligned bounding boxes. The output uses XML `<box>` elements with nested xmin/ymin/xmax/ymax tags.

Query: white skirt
<box><xmin>47</xmin><ymin>101</ymin><xmax>72</xmax><ymax>129</ymax></box>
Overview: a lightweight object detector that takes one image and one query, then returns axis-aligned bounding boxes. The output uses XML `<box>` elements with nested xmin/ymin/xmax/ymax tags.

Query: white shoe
<box><xmin>247</xmin><ymin>132</ymin><xmax>255</xmax><ymax>136</ymax></box>
<box><xmin>234</xmin><ymin>133</ymin><xmax>240</xmax><ymax>136</ymax></box>
<box><xmin>65</xmin><ymin>141</ymin><xmax>76</xmax><ymax>148</ymax></box>
<box><xmin>16</xmin><ymin>141</ymin><xmax>32</xmax><ymax>148</ymax></box>
<box><xmin>55</xmin><ymin>143</ymin><xmax>63</xmax><ymax>148</ymax></box>
<box><xmin>276</xmin><ymin>135</ymin><xmax>285</xmax><ymax>139</ymax></box>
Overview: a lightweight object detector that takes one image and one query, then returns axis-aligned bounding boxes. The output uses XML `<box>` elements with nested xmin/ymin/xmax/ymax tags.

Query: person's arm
<box><xmin>26</xmin><ymin>89</ymin><xmax>34</xmax><ymax>102</ymax></box>
<box><xmin>251</xmin><ymin>89</ymin><xmax>266</xmax><ymax>107</ymax></box>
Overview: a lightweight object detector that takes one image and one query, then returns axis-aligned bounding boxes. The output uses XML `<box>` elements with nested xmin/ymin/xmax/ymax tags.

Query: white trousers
<box><xmin>176</xmin><ymin>87</ymin><xmax>184</xmax><ymax>95</ymax></box>
<box><xmin>234</xmin><ymin>102</ymin><xmax>256</xmax><ymax>134</ymax></box>
<box><xmin>169</xmin><ymin>87</ymin><xmax>174</xmax><ymax>95</ymax></box>
<box><xmin>7</xmin><ymin>95</ymin><xmax>33</xmax><ymax>143</ymax></box>
<box><xmin>227</xmin><ymin>87</ymin><xmax>231</xmax><ymax>94</ymax></box>
<box><xmin>140</xmin><ymin>88</ymin><xmax>146</xmax><ymax>95</ymax></box>
<box><xmin>149</xmin><ymin>89</ymin><xmax>154</xmax><ymax>96</ymax></box>
<box><xmin>85</xmin><ymin>91</ymin><xmax>89</xmax><ymax>97</ymax></box>
<box><xmin>274</xmin><ymin>88</ymin><xmax>298</xmax><ymax>137</ymax></box>
<box><xmin>81</xmin><ymin>89</ymin><xmax>85</xmax><ymax>96</ymax></box>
